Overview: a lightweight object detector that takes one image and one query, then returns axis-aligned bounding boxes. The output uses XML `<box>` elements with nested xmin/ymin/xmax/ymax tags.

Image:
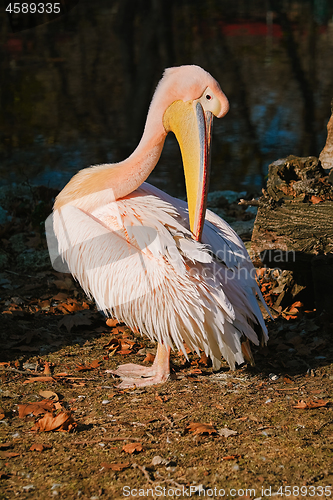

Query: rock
<box><xmin>151</xmin><ymin>455</ymin><xmax>166</xmax><ymax>466</ymax></box>
<box><xmin>0</xmin><ymin>184</ymin><xmax>33</xmax><ymax>211</ymax></box>
<box><xmin>207</xmin><ymin>190</ymin><xmax>247</xmax><ymax>207</ymax></box>
<box><xmin>0</xmin><ymin>206</ymin><xmax>10</xmax><ymax>224</ymax></box>
<box><xmin>0</xmin><ymin>249</ymin><xmax>9</xmax><ymax>270</ymax></box>
<box><xmin>319</xmin><ymin>99</ymin><xmax>333</xmax><ymax>170</ymax></box>
<box><xmin>9</xmin><ymin>233</ymin><xmax>27</xmax><ymax>254</ymax></box>
<box><xmin>17</xmin><ymin>250</ymin><xmax>51</xmax><ymax>271</ymax></box>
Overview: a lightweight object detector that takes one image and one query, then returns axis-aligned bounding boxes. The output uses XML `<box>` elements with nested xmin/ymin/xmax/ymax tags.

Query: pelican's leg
<box><xmin>106</xmin><ymin>343</ymin><xmax>171</xmax><ymax>388</ymax></box>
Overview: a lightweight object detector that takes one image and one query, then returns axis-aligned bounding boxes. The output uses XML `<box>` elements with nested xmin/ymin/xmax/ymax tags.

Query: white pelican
<box><xmin>48</xmin><ymin>65</ymin><xmax>268</xmax><ymax>388</ymax></box>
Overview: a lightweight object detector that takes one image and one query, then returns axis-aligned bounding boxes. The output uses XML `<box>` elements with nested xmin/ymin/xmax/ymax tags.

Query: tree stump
<box><xmin>251</xmin><ymin>155</ymin><xmax>333</xmax><ymax>314</ymax></box>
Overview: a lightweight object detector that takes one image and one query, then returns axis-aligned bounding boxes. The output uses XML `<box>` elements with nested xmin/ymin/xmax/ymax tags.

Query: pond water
<box><xmin>1</xmin><ymin>0</ymin><xmax>333</xmax><ymax>197</ymax></box>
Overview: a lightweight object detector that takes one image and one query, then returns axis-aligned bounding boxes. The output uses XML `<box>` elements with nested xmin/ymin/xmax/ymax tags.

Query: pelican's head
<box><xmin>153</xmin><ymin>65</ymin><xmax>229</xmax><ymax>241</ymax></box>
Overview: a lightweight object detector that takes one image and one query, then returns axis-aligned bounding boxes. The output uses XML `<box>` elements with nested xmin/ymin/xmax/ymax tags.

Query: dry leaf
<box><xmin>310</xmin><ymin>195</ymin><xmax>324</xmax><ymax>204</ymax></box>
<box><xmin>199</xmin><ymin>353</ymin><xmax>209</xmax><ymax>366</ymax></box>
<box><xmin>58</xmin><ymin>311</ymin><xmax>92</xmax><ymax>333</ymax></box>
<box><xmin>23</xmin><ymin>376</ymin><xmax>55</xmax><ymax>384</ymax></box>
<box><xmin>106</xmin><ymin>319</ymin><xmax>119</xmax><ymax>328</ymax></box>
<box><xmin>0</xmin><ymin>451</ymin><xmax>20</xmax><ymax>458</ymax></box>
<box><xmin>187</xmin><ymin>368</ymin><xmax>202</xmax><ymax>375</ymax></box>
<box><xmin>0</xmin><ymin>407</ymin><xmax>5</xmax><ymax>419</ymax></box>
<box><xmin>218</xmin><ymin>428</ymin><xmax>238</xmax><ymax>438</ymax></box>
<box><xmin>101</xmin><ymin>462</ymin><xmax>130</xmax><ymax>471</ymax></box>
<box><xmin>18</xmin><ymin>400</ymin><xmax>55</xmax><ymax>418</ymax></box>
<box><xmin>122</xmin><ymin>442</ymin><xmax>144</xmax><ymax>454</ymax></box>
<box><xmin>143</xmin><ymin>353</ymin><xmax>155</xmax><ymax>364</ymax></box>
<box><xmin>0</xmin><ymin>442</ymin><xmax>12</xmax><ymax>449</ymax></box>
<box><xmin>117</xmin><ymin>349</ymin><xmax>132</xmax><ymax>355</ymax></box>
<box><xmin>43</xmin><ymin>362</ymin><xmax>52</xmax><ymax>375</ymax></box>
<box><xmin>29</xmin><ymin>443</ymin><xmax>52</xmax><ymax>452</ymax></box>
<box><xmin>52</xmin><ymin>292</ymin><xmax>68</xmax><ymax>301</ymax></box>
<box><xmin>53</xmin><ymin>277</ymin><xmax>76</xmax><ymax>290</ymax></box>
<box><xmin>222</xmin><ymin>454</ymin><xmax>242</xmax><ymax>460</ymax></box>
<box><xmin>75</xmin><ymin>360</ymin><xmax>101</xmax><ymax>371</ymax></box>
<box><xmin>31</xmin><ymin>411</ymin><xmax>77</xmax><ymax>432</ymax></box>
<box><xmin>39</xmin><ymin>391</ymin><xmax>59</xmax><ymax>402</ymax></box>
<box><xmin>186</xmin><ymin>422</ymin><xmax>217</xmax><ymax>436</ymax></box>
<box><xmin>103</xmin><ymin>338</ymin><xmax>121</xmax><ymax>350</ymax></box>
<box><xmin>155</xmin><ymin>394</ymin><xmax>168</xmax><ymax>403</ymax></box>
<box><xmin>293</xmin><ymin>399</ymin><xmax>329</xmax><ymax>409</ymax></box>
<box><xmin>90</xmin><ymin>360</ymin><xmax>102</xmax><ymax>369</ymax></box>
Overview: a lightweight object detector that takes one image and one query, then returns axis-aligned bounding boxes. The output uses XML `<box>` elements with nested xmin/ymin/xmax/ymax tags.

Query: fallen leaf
<box><xmin>52</xmin><ymin>292</ymin><xmax>68</xmax><ymax>301</ymax></box>
<box><xmin>122</xmin><ymin>442</ymin><xmax>144</xmax><ymax>454</ymax></box>
<box><xmin>293</xmin><ymin>399</ymin><xmax>329</xmax><ymax>409</ymax></box>
<box><xmin>186</xmin><ymin>422</ymin><xmax>217</xmax><ymax>436</ymax></box>
<box><xmin>101</xmin><ymin>462</ymin><xmax>130</xmax><ymax>471</ymax></box>
<box><xmin>187</xmin><ymin>368</ymin><xmax>202</xmax><ymax>375</ymax></box>
<box><xmin>106</xmin><ymin>319</ymin><xmax>119</xmax><ymax>328</ymax></box>
<box><xmin>90</xmin><ymin>359</ymin><xmax>102</xmax><ymax>369</ymax></box>
<box><xmin>29</xmin><ymin>443</ymin><xmax>52</xmax><ymax>452</ymax></box>
<box><xmin>18</xmin><ymin>400</ymin><xmax>55</xmax><ymax>418</ymax></box>
<box><xmin>0</xmin><ymin>451</ymin><xmax>20</xmax><ymax>458</ymax></box>
<box><xmin>53</xmin><ymin>277</ymin><xmax>76</xmax><ymax>290</ymax></box>
<box><xmin>0</xmin><ymin>407</ymin><xmax>5</xmax><ymax>419</ymax></box>
<box><xmin>199</xmin><ymin>353</ymin><xmax>209</xmax><ymax>366</ymax></box>
<box><xmin>43</xmin><ymin>362</ymin><xmax>52</xmax><ymax>375</ymax></box>
<box><xmin>103</xmin><ymin>338</ymin><xmax>121</xmax><ymax>350</ymax></box>
<box><xmin>75</xmin><ymin>360</ymin><xmax>101</xmax><ymax>371</ymax></box>
<box><xmin>143</xmin><ymin>352</ymin><xmax>155</xmax><ymax>364</ymax></box>
<box><xmin>215</xmin><ymin>404</ymin><xmax>225</xmax><ymax>410</ymax></box>
<box><xmin>23</xmin><ymin>376</ymin><xmax>55</xmax><ymax>384</ymax></box>
<box><xmin>218</xmin><ymin>428</ymin><xmax>238</xmax><ymax>438</ymax></box>
<box><xmin>39</xmin><ymin>391</ymin><xmax>59</xmax><ymax>402</ymax></box>
<box><xmin>0</xmin><ymin>443</ymin><xmax>13</xmax><ymax>449</ymax></box>
<box><xmin>222</xmin><ymin>454</ymin><xmax>242</xmax><ymax>460</ymax></box>
<box><xmin>310</xmin><ymin>195</ymin><xmax>324</xmax><ymax>204</ymax></box>
<box><xmin>31</xmin><ymin>411</ymin><xmax>77</xmax><ymax>432</ymax></box>
<box><xmin>155</xmin><ymin>394</ymin><xmax>168</xmax><ymax>403</ymax></box>
<box><xmin>58</xmin><ymin>311</ymin><xmax>93</xmax><ymax>333</ymax></box>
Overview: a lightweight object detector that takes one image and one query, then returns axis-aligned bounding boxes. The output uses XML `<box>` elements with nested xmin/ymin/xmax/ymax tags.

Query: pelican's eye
<box><xmin>195</xmin><ymin>87</ymin><xmax>222</xmax><ymax>116</ymax></box>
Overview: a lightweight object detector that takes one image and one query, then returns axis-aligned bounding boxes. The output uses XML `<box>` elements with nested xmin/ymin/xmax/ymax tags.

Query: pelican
<box><xmin>48</xmin><ymin>65</ymin><xmax>268</xmax><ymax>388</ymax></box>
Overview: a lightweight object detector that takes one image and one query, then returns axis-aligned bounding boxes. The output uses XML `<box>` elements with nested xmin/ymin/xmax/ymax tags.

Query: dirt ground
<box><xmin>0</xmin><ymin>185</ymin><xmax>332</xmax><ymax>499</ymax></box>
<box><xmin>0</xmin><ymin>267</ymin><xmax>332</xmax><ymax>500</ymax></box>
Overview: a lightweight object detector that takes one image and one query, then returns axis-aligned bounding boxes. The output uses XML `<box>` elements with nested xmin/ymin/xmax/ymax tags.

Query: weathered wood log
<box><xmin>251</xmin><ymin>155</ymin><xmax>333</xmax><ymax>314</ymax></box>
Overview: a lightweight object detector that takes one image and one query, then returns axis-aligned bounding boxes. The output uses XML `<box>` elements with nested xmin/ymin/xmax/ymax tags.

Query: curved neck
<box><xmin>55</xmin><ymin>109</ymin><xmax>167</xmax><ymax>212</ymax></box>
<box><xmin>111</xmin><ymin>127</ymin><xmax>166</xmax><ymax>200</ymax></box>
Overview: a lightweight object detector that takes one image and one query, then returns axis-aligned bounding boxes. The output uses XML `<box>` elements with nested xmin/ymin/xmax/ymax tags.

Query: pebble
<box><xmin>22</xmin><ymin>485</ymin><xmax>35</xmax><ymax>491</ymax></box>
<box><xmin>101</xmin><ymin>400</ymin><xmax>110</xmax><ymax>405</ymax></box>
<box><xmin>151</xmin><ymin>455</ymin><xmax>164</xmax><ymax>466</ymax></box>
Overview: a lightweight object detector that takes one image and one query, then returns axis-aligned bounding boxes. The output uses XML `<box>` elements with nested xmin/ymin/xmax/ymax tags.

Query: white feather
<box><xmin>53</xmin><ymin>181</ymin><xmax>268</xmax><ymax>370</ymax></box>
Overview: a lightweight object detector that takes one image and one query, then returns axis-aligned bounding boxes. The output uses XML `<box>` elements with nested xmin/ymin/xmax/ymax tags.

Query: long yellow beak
<box><xmin>163</xmin><ymin>100</ymin><xmax>213</xmax><ymax>242</ymax></box>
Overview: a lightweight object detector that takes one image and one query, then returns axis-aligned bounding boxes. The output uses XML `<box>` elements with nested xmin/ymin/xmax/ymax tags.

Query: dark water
<box><xmin>1</xmin><ymin>0</ymin><xmax>333</xmax><ymax>198</ymax></box>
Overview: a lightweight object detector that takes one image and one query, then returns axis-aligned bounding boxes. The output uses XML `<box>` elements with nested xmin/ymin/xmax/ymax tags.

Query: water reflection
<box><xmin>1</xmin><ymin>0</ymin><xmax>333</xmax><ymax>197</ymax></box>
